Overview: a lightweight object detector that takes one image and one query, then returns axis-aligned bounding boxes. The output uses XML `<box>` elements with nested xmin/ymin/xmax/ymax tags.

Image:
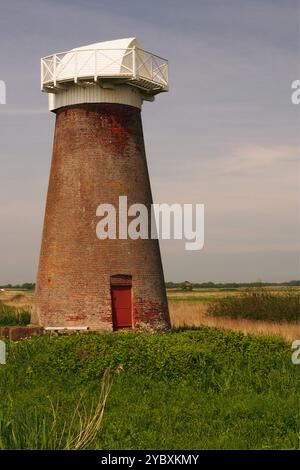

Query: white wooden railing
<box><xmin>41</xmin><ymin>47</ymin><xmax>169</xmax><ymax>93</ymax></box>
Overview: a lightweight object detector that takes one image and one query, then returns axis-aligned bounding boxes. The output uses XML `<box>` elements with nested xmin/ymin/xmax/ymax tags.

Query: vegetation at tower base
<box><xmin>0</xmin><ymin>329</ymin><xmax>299</xmax><ymax>450</ymax></box>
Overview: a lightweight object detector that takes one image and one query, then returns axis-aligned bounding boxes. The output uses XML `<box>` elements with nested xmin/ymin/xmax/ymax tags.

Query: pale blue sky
<box><xmin>0</xmin><ymin>0</ymin><xmax>299</xmax><ymax>283</ymax></box>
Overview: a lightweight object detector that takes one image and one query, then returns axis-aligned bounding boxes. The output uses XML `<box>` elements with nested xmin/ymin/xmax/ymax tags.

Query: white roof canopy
<box><xmin>41</xmin><ymin>37</ymin><xmax>169</xmax><ymax>96</ymax></box>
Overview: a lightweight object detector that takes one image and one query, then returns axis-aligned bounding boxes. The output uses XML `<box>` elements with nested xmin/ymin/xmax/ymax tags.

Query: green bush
<box><xmin>207</xmin><ymin>288</ymin><xmax>300</xmax><ymax>323</ymax></box>
<box><xmin>0</xmin><ymin>303</ymin><xmax>31</xmax><ymax>326</ymax></box>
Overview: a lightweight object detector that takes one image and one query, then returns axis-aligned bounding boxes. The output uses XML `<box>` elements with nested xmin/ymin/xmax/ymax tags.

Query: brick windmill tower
<box><xmin>33</xmin><ymin>38</ymin><xmax>170</xmax><ymax>331</ymax></box>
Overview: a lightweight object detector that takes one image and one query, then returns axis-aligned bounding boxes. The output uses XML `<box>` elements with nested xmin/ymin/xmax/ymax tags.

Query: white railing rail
<box><xmin>41</xmin><ymin>47</ymin><xmax>169</xmax><ymax>93</ymax></box>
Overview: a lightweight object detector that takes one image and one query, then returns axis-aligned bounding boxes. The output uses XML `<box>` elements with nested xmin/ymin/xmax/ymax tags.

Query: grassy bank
<box><xmin>0</xmin><ymin>329</ymin><xmax>299</xmax><ymax>449</ymax></box>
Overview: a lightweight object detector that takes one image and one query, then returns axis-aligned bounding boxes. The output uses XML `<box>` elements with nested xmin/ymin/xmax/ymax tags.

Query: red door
<box><xmin>111</xmin><ymin>286</ymin><xmax>132</xmax><ymax>329</ymax></box>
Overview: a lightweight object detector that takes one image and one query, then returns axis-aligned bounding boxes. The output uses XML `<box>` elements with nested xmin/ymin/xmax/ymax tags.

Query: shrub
<box><xmin>0</xmin><ymin>303</ymin><xmax>31</xmax><ymax>326</ymax></box>
<box><xmin>10</xmin><ymin>294</ymin><xmax>26</xmax><ymax>302</ymax></box>
<box><xmin>207</xmin><ymin>288</ymin><xmax>300</xmax><ymax>323</ymax></box>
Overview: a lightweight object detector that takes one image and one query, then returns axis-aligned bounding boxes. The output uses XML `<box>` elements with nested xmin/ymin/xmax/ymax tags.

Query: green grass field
<box><xmin>167</xmin><ymin>286</ymin><xmax>300</xmax><ymax>305</ymax></box>
<box><xmin>0</xmin><ymin>329</ymin><xmax>299</xmax><ymax>450</ymax></box>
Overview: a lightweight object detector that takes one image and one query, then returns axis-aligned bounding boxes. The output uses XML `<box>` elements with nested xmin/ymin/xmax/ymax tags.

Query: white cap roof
<box><xmin>41</xmin><ymin>38</ymin><xmax>169</xmax><ymax>110</ymax></box>
<box><xmin>55</xmin><ymin>38</ymin><xmax>142</xmax><ymax>82</ymax></box>
<box><xmin>72</xmin><ymin>37</ymin><xmax>141</xmax><ymax>52</ymax></box>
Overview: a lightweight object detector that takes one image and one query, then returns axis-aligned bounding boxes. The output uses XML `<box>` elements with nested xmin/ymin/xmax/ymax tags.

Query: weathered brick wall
<box><xmin>33</xmin><ymin>103</ymin><xmax>170</xmax><ymax>331</ymax></box>
<box><xmin>0</xmin><ymin>326</ymin><xmax>44</xmax><ymax>341</ymax></box>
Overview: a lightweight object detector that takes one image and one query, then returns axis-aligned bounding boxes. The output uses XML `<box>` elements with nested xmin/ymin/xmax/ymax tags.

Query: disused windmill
<box><xmin>33</xmin><ymin>38</ymin><xmax>170</xmax><ymax>332</ymax></box>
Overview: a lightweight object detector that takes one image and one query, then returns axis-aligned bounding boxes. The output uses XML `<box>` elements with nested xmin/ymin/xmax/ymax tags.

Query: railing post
<box><xmin>53</xmin><ymin>54</ymin><xmax>57</xmax><ymax>86</ymax></box>
<box><xmin>133</xmin><ymin>46</ymin><xmax>136</xmax><ymax>79</ymax></box>
<box><xmin>94</xmin><ymin>49</ymin><xmax>97</xmax><ymax>82</ymax></box>
<box><xmin>41</xmin><ymin>60</ymin><xmax>44</xmax><ymax>90</ymax></box>
<box><xmin>151</xmin><ymin>55</ymin><xmax>153</xmax><ymax>81</ymax></box>
<box><xmin>74</xmin><ymin>51</ymin><xmax>77</xmax><ymax>83</ymax></box>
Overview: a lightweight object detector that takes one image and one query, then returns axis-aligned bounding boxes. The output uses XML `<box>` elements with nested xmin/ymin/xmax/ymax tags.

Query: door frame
<box><xmin>110</xmin><ymin>275</ymin><xmax>133</xmax><ymax>330</ymax></box>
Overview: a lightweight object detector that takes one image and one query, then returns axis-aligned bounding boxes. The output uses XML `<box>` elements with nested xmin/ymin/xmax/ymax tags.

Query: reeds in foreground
<box><xmin>64</xmin><ymin>366</ymin><xmax>114</xmax><ymax>450</ymax></box>
<box><xmin>0</xmin><ymin>366</ymin><xmax>120</xmax><ymax>450</ymax></box>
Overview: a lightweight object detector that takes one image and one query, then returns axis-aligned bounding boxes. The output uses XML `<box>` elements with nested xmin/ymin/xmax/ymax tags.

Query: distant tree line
<box><xmin>1</xmin><ymin>280</ymin><xmax>299</xmax><ymax>291</ymax></box>
<box><xmin>165</xmin><ymin>280</ymin><xmax>300</xmax><ymax>290</ymax></box>
<box><xmin>0</xmin><ymin>283</ymin><xmax>35</xmax><ymax>290</ymax></box>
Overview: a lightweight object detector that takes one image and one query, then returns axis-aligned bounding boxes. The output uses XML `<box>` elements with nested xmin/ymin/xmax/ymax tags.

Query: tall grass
<box><xmin>0</xmin><ymin>302</ymin><xmax>31</xmax><ymax>326</ymax></box>
<box><xmin>169</xmin><ymin>301</ymin><xmax>300</xmax><ymax>341</ymax></box>
<box><xmin>0</xmin><ymin>367</ymin><xmax>115</xmax><ymax>450</ymax></box>
<box><xmin>207</xmin><ymin>288</ymin><xmax>299</xmax><ymax>323</ymax></box>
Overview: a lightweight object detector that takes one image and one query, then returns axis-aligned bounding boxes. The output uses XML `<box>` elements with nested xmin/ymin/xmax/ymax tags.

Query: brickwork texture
<box><xmin>33</xmin><ymin>103</ymin><xmax>170</xmax><ymax>331</ymax></box>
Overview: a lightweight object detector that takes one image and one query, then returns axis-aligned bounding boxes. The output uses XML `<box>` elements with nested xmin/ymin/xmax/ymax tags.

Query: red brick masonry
<box><xmin>0</xmin><ymin>326</ymin><xmax>44</xmax><ymax>341</ymax></box>
<box><xmin>33</xmin><ymin>103</ymin><xmax>170</xmax><ymax>331</ymax></box>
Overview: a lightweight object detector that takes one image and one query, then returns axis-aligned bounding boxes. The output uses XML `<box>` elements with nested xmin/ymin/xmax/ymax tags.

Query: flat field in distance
<box><xmin>1</xmin><ymin>287</ymin><xmax>299</xmax><ymax>341</ymax></box>
<box><xmin>168</xmin><ymin>287</ymin><xmax>300</xmax><ymax>341</ymax></box>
